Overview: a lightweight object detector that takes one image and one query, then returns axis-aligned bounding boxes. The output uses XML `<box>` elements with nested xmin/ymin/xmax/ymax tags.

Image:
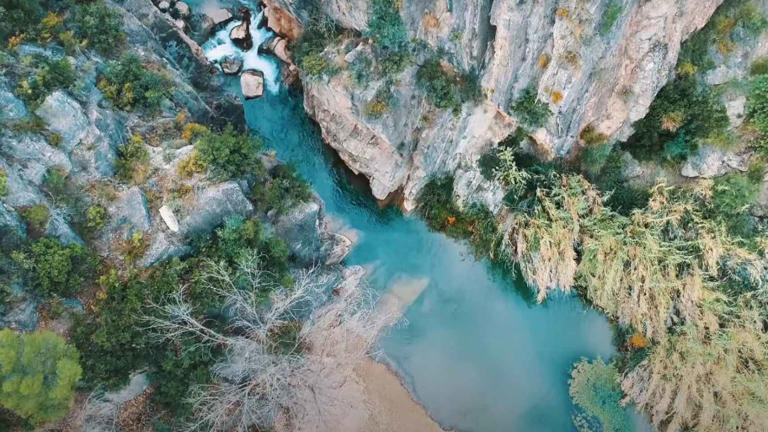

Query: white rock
<box><xmin>159</xmin><ymin>205</ymin><xmax>180</xmax><ymax>232</ymax></box>
<box><xmin>241</xmin><ymin>70</ymin><xmax>264</xmax><ymax>100</ymax></box>
<box><xmin>174</xmin><ymin>1</ymin><xmax>190</xmax><ymax>18</ymax></box>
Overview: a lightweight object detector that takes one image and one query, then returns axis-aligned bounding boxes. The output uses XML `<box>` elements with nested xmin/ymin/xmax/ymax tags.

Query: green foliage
<box><xmin>0</xmin><ymin>329</ymin><xmax>82</xmax><ymax>425</ymax></box>
<box><xmin>594</xmin><ymin>151</ymin><xmax>649</xmax><ymax>215</ymax></box>
<box><xmin>17</xmin><ymin>204</ymin><xmax>50</xmax><ymax>235</ymax></box>
<box><xmin>292</xmin><ymin>14</ymin><xmax>340</xmax><ymax>80</ymax></box>
<box><xmin>15</xmin><ymin>57</ymin><xmax>76</xmax><ymax>107</ymax></box>
<box><xmin>0</xmin><ymin>168</ymin><xmax>7</xmax><ymax>196</ymax></box>
<box><xmin>711</xmin><ymin>172</ymin><xmax>760</xmax><ymax>217</ymax></box>
<box><xmin>116</xmin><ymin>134</ymin><xmax>150</xmax><ymax>184</ymax></box>
<box><xmin>579</xmin><ymin>143</ymin><xmax>612</xmax><ymax>179</ymax></box>
<box><xmin>366</xmin><ymin>0</ymin><xmax>408</xmax><ymax>51</ymax></box>
<box><xmin>98</xmin><ymin>54</ymin><xmax>169</xmax><ymax>113</ymax></box>
<box><xmin>510</xmin><ymin>86</ymin><xmax>551</xmax><ymax>129</ymax></box>
<box><xmin>300</xmin><ymin>52</ymin><xmax>338</xmax><ymax>79</ymax></box>
<box><xmin>252</xmin><ymin>164</ymin><xmax>312</xmax><ymax>215</ymax></box>
<box><xmin>599</xmin><ymin>1</ymin><xmax>623</xmax><ymax>36</ymax></box>
<box><xmin>478</xmin><ymin>150</ymin><xmax>501</xmax><ymax>181</ymax></box>
<box><xmin>0</xmin><ymin>0</ymin><xmax>45</xmax><ymax>41</ymax></box>
<box><xmin>750</xmin><ymin>57</ymin><xmax>768</xmax><ymax>76</ymax></box>
<box><xmin>72</xmin><ymin>1</ymin><xmax>124</xmax><ymax>56</ymax></box>
<box><xmin>13</xmin><ymin>237</ymin><xmax>96</xmax><ymax>298</ymax></box>
<box><xmin>195</xmin><ymin>126</ymin><xmax>263</xmax><ymax>180</ymax></box>
<box><xmin>86</xmin><ymin>204</ymin><xmax>107</xmax><ymax>231</ymax></box>
<box><xmin>624</xmin><ymin>76</ymin><xmax>728</xmax><ymax>163</ymax></box>
<box><xmin>417</xmin><ymin>58</ymin><xmax>481</xmax><ymax>112</ymax></box>
<box><xmin>747</xmin><ymin>74</ymin><xmax>768</xmax><ymax>153</ymax></box>
<box><xmin>569</xmin><ymin>358</ymin><xmax>630</xmax><ymax>432</ymax></box>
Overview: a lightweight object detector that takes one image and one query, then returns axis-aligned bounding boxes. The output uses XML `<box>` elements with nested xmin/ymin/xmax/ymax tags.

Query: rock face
<box><xmin>0</xmin><ymin>79</ymin><xmax>27</xmax><ymax>122</ymax></box>
<box><xmin>298</xmin><ymin>0</ymin><xmax>724</xmax><ymax>209</ymax></box>
<box><xmin>263</xmin><ymin>0</ymin><xmax>304</xmax><ymax>41</ymax></box>
<box><xmin>108</xmin><ymin>186</ymin><xmax>151</xmax><ymax>235</ymax></box>
<box><xmin>241</xmin><ymin>70</ymin><xmax>264</xmax><ymax>99</ymax></box>
<box><xmin>681</xmin><ymin>145</ymin><xmax>752</xmax><ymax>179</ymax></box>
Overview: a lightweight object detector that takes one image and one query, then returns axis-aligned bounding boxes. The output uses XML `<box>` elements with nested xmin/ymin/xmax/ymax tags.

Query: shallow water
<box><xmin>203</xmin><ymin>13</ymin><xmax>652</xmax><ymax>431</ymax></box>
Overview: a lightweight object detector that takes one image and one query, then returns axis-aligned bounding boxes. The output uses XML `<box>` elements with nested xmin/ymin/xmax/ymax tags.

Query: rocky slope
<box><xmin>294</xmin><ymin>0</ymin><xmax>726</xmax><ymax>209</ymax></box>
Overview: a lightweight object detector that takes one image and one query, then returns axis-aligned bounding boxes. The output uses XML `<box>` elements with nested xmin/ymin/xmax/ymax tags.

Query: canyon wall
<box><xmin>297</xmin><ymin>0</ymin><xmax>723</xmax><ymax>209</ymax></box>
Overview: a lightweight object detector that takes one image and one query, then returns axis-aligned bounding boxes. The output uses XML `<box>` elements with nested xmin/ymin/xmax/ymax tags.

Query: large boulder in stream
<box><xmin>229</xmin><ymin>8</ymin><xmax>252</xmax><ymax>50</ymax></box>
<box><xmin>202</xmin><ymin>8</ymin><xmax>234</xmax><ymax>34</ymax></box>
<box><xmin>241</xmin><ymin>70</ymin><xmax>264</xmax><ymax>99</ymax></box>
<box><xmin>274</xmin><ymin>200</ymin><xmax>352</xmax><ymax>265</ymax></box>
<box><xmin>221</xmin><ymin>56</ymin><xmax>243</xmax><ymax>75</ymax></box>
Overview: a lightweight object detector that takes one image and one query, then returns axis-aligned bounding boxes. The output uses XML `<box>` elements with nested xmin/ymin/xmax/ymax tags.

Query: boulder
<box><xmin>263</xmin><ymin>37</ymin><xmax>292</xmax><ymax>65</ymax></box>
<box><xmin>178</xmin><ymin>181</ymin><xmax>253</xmax><ymax>237</ymax></box>
<box><xmin>263</xmin><ymin>0</ymin><xmax>303</xmax><ymax>41</ymax></box>
<box><xmin>202</xmin><ymin>8</ymin><xmax>234</xmax><ymax>34</ymax></box>
<box><xmin>174</xmin><ymin>1</ymin><xmax>190</xmax><ymax>18</ymax></box>
<box><xmin>159</xmin><ymin>205</ymin><xmax>179</xmax><ymax>232</ymax></box>
<box><xmin>241</xmin><ymin>70</ymin><xmax>264</xmax><ymax>99</ymax></box>
<box><xmin>35</xmin><ymin>91</ymin><xmax>89</xmax><ymax>153</ymax></box>
<box><xmin>0</xmin><ymin>79</ymin><xmax>27</xmax><ymax>122</ymax></box>
<box><xmin>157</xmin><ymin>0</ymin><xmax>170</xmax><ymax>12</ymax></box>
<box><xmin>274</xmin><ymin>200</ymin><xmax>352</xmax><ymax>265</ymax></box>
<box><xmin>0</xmin><ymin>284</ymin><xmax>39</xmax><ymax>332</ymax></box>
<box><xmin>0</xmin><ymin>205</ymin><xmax>26</xmax><ymax>242</ymax></box>
<box><xmin>230</xmin><ymin>22</ymin><xmax>252</xmax><ymax>50</ymax></box>
<box><xmin>109</xmin><ymin>186</ymin><xmax>151</xmax><ymax>235</ymax></box>
<box><xmin>681</xmin><ymin>145</ymin><xmax>751</xmax><ymax>178</ymax></box>
<box><xmin>46</xmin><ymin>212</ymin><xmax>84</xmax><ymax>246</ymax></box>
<box><xmin>139</xmin><ymin>231</ymin><xmax>191</xmax><ymax>267</ymax></box>
<box><xmin>220</xmin><ymin>56</ymin><xmax>243</xmax><ymax>75</ymax></box>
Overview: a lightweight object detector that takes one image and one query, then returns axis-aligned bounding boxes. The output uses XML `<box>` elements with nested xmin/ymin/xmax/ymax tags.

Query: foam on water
<box><xmin>201</xmin><ymin>10</ymin><xmax>281</xmax><ymax>94</ymax></box>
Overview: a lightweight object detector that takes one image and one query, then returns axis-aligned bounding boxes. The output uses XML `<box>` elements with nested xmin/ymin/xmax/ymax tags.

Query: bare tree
<box><xmin>144</xmin><ymin>251</ymin><xmax>391</xmax><ymax>431</ymax></box>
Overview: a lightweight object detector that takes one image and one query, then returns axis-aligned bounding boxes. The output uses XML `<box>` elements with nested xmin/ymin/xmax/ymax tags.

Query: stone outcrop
<box><xmin>178</xmin><ymin>181</ymin><xmax>254</xmax><ymax>237</ymax></box>
<box><xmin>263</xmin><ymin>0</ymin><xmax>304</xmax><ymax>41</ymax></box>
<box><xmin>298</xmin><ymin>0</ymin><xmax>725</xmax><ymax>209</ymax></box>
<box><xmin>274</xmin><ymin>198</ymin><xmax>352</xmax><ymax>265</ymax></box>
<box><xmin>221</xmin><ymin>56</ymin><xmax>243</xmax><ymax>75</ymax></box>
<box><xmin>241</xmin><ymin>69</ymin><xmax>265</xmax><ymax>99</ymax></box>
<box><xmin>230</xmin><ymin>7</ymin><xmax>253</xmax><ymax>50</ymax></box>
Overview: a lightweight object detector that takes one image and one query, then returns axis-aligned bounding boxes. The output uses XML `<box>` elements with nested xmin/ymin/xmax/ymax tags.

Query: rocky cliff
<box><xmin>295</xmin><ymin>0</ymin><xmax>725</xmax><ymax>210</ymax></box>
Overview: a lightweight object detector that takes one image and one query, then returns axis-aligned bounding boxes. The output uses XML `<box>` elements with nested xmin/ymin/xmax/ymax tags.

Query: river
<box><xmin>201</xmin><ymin>9</ymin><xmax>652</xmax><ymax>431</ymax></box>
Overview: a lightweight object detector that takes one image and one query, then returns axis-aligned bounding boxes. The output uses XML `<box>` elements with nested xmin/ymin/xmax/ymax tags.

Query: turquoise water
<box><xmin>200</xmin><ymin>9</ymin><xmax>651</xmax><ymax>430</ymax></box>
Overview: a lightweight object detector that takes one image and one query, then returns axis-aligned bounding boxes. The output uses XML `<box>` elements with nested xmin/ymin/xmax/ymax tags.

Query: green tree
<box><xmin>569</xmin><ymin>358</ymin><xmax>630</xmax><ymax>432</ymax></box>
<box><xmin>13</xmin><ymin>237</ymin><xmax>96</xmax><ymax>298</ymax></box>
<box><xmin>73</xmin><ymin>1</ymin><xmax>125</xmax><ymax>56</ymax></box>
<box><xmin>195</xmin><ymin>126</ymin><xmax>263</xmax><ymax>179</ymax></box>
<box><xmin>0</xmin><ymin>329</ymin><xmax>82</xmax><ymax>425</ymax></box>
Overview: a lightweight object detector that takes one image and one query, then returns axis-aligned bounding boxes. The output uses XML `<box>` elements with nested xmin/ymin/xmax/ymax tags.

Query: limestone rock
<box><xmin>35</xmin><ymin>90</ymin><xmax>89</xmax><ymax>153</ymax></box>
<box><xmin>109</xmin><ymin>186</ymin><xmax>151</xmax><ymax>235</ymax></box>
<box><xmin>46</xmin><ymin>212</ymin><xmax>84</xmax><ymax>246</ymax></box>
<box><xmin>139</xmin><ymin>231</ymin><xmax>191</xmax><ymax>267</ymax></box>
<box><xmin>681</xmin><ymin>145</ymin><xmax>752</xmax><ymax>178</ymax></box>
<box><xmin>0</xmin><ymin>205</ymin><xmax>26</xmax><ymax>241</ymax></box>
<box><xmin>178</xmin><ymin>181</ymin><xmax>254</xmax><ymax>237</ymax></box>
<box><xmin>241</xmin><ymin>70</ymin><xmax>264</xmax><ymax>99</ymax></box>
<box><xmin>159</xmin><ymin>205</ymin><xmax>180</xmax><ymax>232</ymax></box>
<box><xmin>230</xmin><ymin>21</ymin><xmax>252</xmax><ymax>50</ymax></box>
<box><xmin>274</xmin><ymin>200</ymin><xmax>352</xmax><ymax>265</ymax></box>
<box><xmin>202</xmin><ymin>8</ymin><xmax>234</xmax><ymax>34</ymax></box>
<box><xmin>220</xmin><ymin>56</ymin><xmax>243</xmax><ymax>75</ymax></box>
<box><xmin>157</xmin><ymin>1</ymin><xmax>170</xmax><ymax>12</ymax></box>
<box><xmin>263</xmin><ymin>0</ymin><xmax>304</xmax><ymax>41</ymax></box>
<box><xmin>725</xmin><ymin>96</ymin><xmax>747</xmax><ymax>128</ymax></box>
<box><xmin>82</xmin><ymin>373</ymin><xmax>151</xmax><ymax>432</ymax></box>
<box><xmin>0</xmin><ymin>79</ymin><xmax>27</xmax><ymax>122</ymax></box>
<box><xmin>174</xmin><ymin>1</ymin><xmax>190</xmax><ymax>18</ymax></box>
<box><xmin>0</xmin><ymin>284</ymin><xmax>39</xmax><ymax>332</ymax></box>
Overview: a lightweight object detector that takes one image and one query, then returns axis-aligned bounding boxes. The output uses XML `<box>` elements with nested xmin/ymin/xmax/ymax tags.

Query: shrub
<box><xmin>569</xmin><ymin>358</ymin><xmax>630</xmax><ymax>432</ymax></box>
<box><xmin>181</xmin><ymin>122</ymin><xmax>209</xmax><ymax>142</ymax></box>
<box><xmin>510</xmin><ymin>86</ymin><xmax>551</xmax><ymax>129</ymax></box>
<box><xmin>252</xmin><ymin>164</ymin><xmax>312</xmax><ymax>215</ymax></box>
<box><xmin>711</xmin><ymin>172</ymin><xmax>759</xmax><ymax>217</ymax></box>
<box><xmin>366</xmin><ymin>0</ymin><xmax>408</xmax><ymax>51</ymax></box>
<box><xmin>15</xmin><ymin>57</ymin><xmax>76</xmax><ymax>107</ymax></box>
<box><xmin>86</xmin><ymin>204</ymin><xmax>107</xmax><ymax>230</ymax></box>
<box><xmin>599</xmin><ymin>2</ymin><xmax>623</xmax><ymax>36</ymax></box>
<box><xmin>478</xmin><ymin>150</ymin><xmax>501</xmax><ymax>181</ymax></box>
<box><xmin>624</xmin><ymin>76</ymin><xmax>728</xmax><ymax>163</ymax></box>
<box><xmin>116</xmin><ymin>134</ymin><xmax>150</xmax><ymax>184</ymax></box>
<box><xmin>493</xmin><ymin>148</ymin><xmax>530</xmax><ymax>194</ymax></box>
<box><xmin>417</xmin><ymin>58</ymin><xmax>480</xmax><ymax>112</ymax></box>
<box><xmin>299</xmin><ymin>52</ymin><xmax>338</xmax><ymax>79</ymax></box>
<box><xmin>750</xmin><ymin>57</ymin><xmax>768</xmax><ymax>76</ymax></box>
<box><xmin>579</xmin><ymin>143</ymin><xmax>612</xmax><ymax>179</ymax></box>
<box><xmin>98</xmin><ymin>55</ymin><xmax>169</xmax><ymax>113</ymax></box>
<box><xmin>13</xmin><ymin>237</ymin><xmax>96</xmax><ymax>298</ymax></box>
<box><xmin>195</xmin><ymin>126</ymin><xmax>263</xmax><ymax>180</ymax></box>
<box><xmin>747</xmin><ymin>74</ymin><xmax>768</xmax><ymax>153</ymax></box>
<box><xmin>0</xmin><ymin>168</ymin><xmax>7</xmax><ymax>196</ymax></box>
<box><xmin>73</xmin><ymin>1</ymin><xmax>124</xmax><ymax>56</ymax></box>
<box><xmin>0</xmin><ymin>329</ymin><xmax>82</xmax><ymax>425</ymax></box>
<box><xmin>177</xmin><ymin>150</ymin><xmax>208</xmax><ymax>178</ymax></box>
<box><xmin>0</xmin><ymin>0</ymin><xmax>45</xmax><ymax>41</ymax></box>
<box><xmin>17</xmin><ymin>204</ymin><xmax>50</xmax><ymax>235</ymax></box>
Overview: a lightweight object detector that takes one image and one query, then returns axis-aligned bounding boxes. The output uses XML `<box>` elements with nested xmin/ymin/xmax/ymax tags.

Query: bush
<box><xmin>0</xmin><ymin>329</ymin><xmax>82</xmax><ymax>425</ymax></box>
<box><xmin>624</xmin><ymin>76</ymin><xmax>728</xmax><ymax>163</ymax></box>
<box><xmin>252</xmin><ymin>164</ymin><xmax>312</xmax><ymax>215</ymax></box>
<box><xmin>366</xmin><ymin>0</ymin><xmax>408</xmax><ymax>51</ymax></box>
<box><xmin>300</xmin><ymin>52</ymin><xmax>338</xmax><ymax>79</ymax></box>
<box><xmin>0</xmin><ymin>168</ymin><xmax>7</xmax><ymax>196</ymax></box>
<box><xmin>17</xmin><ymin>204</ymin><xmax>50</xmax><ymax>235</ymax></box>
<box><xmin>195</xmin><ymin>126</ymin><xmax>263</xmax><ymax>180</ymax></box>
<box><xmin>579</xmin><ymin>143</ymin><xmax>612</xmax><ymax>179</ymax></box>
<box><xmin>15</xmin><ymin>57</ymin><xmax>76</xmax><ymax>107</ymax></box>
<box><xmin>747</xmin><ymin>74</ymin><xmax>768</xmax><ymax>153</ymax></box>
<box><xmin>98</xmin><ymin>54</ymin><xmax>169</xmax><ymax>113</ymax></box>
<box><xmin>750</xmin><ymin>57</ymin><xmax>768</xmax><ymax>76</ymax></box>
<box><xmin>13</xmin><ymin>237</ymin><xmax>96</xmax><ymax>298</ymax></box>
<box><xmin>177</xmin><ymin>150</ymin><xmax>208</xmax><ymax>178</ymax></box>
<box><xmin>73</xmin><ymin>1</ymin><xmax>124</xmax><ymax>56</ymax></box>
<box><xmin>569</xmin><ymin>358</ymin><xmax>630</xmax><ymax>432</ymax></box>
<box><xmin>86</xmin><ymin>204</ymin><xmax>107</xmax><ymax>230</ymax></box>
<box><xmin>292</xmin><ymin>16</ymin><xmax>340</xmax><ymax>79</ymax></box>
<box><xmin>0</xmin><ymin>0</ymin><xmax>45</xmax><ymax>41</ymax></box>
<box><xmin>417</xmin><ymin>58</ymin><xmax>481</xmax><ymax>112</ymax></box>
<box><xmin>510</xmin><ymin>86</ymin><xmax>551</xmax><ymax>129</ymax></box>
<box><xmin>116</xmin><ymin>134</ymin><xmax>150</xmax><ymax>184</ymax></box>
<box><xmin>711</xmin><ymin>172</ymin><xmax>760</xmax><ymax>217</ymax></box>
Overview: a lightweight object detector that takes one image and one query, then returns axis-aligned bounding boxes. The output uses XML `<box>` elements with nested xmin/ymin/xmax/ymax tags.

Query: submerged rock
<box><xmin>241</xmin><ymin>70</ymin><xmax>264</xmax><ymax>99</ymax></box>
